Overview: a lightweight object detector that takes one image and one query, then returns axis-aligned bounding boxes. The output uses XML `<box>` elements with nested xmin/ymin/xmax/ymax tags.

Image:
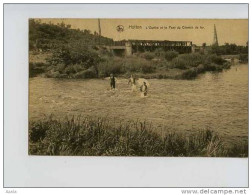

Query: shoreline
<box><xmin>31</xmin><ymin>63</ymin><xmax>242</xmax><ymax>81</ymax></box>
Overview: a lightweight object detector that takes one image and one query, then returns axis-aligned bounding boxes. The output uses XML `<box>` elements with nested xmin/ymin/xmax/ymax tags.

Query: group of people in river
<box><xmin>109</xmin><ymin>74</ymin><xmax>148</xmax><ymax>97</ymax></box>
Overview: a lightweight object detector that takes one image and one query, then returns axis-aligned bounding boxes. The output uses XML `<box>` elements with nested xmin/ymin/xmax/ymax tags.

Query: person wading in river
<box><xmin>128</xmin><ymin>74</ymin><xmax>137</xmax><ymax>92</ymax></box>
<box><xmin>110</xmin><ymin>74</ymin><xmax>116</xmax><ymax>90</ymax></box>
<box><xmin>140</xmin><ymin>81</ymin><xmax>148</xmax><ymax>97</ymax></box>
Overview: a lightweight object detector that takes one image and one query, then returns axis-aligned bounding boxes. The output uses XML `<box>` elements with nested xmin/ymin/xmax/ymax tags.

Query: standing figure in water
<box><xmin>110</xmin><ymin>74</ymin><xmax>116</xmax><ymax>90</ymax></box>
<box><xmin>140</xmin><ymin>82</ymin><xmax>148</xmax><ymax>97</ymax></box>
<box><xmin>128</xmin><ymin>74</ymin><xmax>137</xmax><ymax>92</ymax></box>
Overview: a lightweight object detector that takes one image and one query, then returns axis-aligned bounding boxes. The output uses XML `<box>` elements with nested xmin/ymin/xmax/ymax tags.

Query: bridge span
<box><xmin>106</xmin><ymin>40</ymin><xmax>193</xmax><ymax>56</ymax></box>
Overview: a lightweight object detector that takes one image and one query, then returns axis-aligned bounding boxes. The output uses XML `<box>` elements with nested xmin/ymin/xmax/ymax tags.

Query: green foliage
<box><xmin>29</xmin><ymin>19</ymin><xmax>113</xmax><ymax>51</ymax></box>
<box><xmin>29</xmin><ymin>62</ymin><xmax>48</xmax><ymax>77</ymax></box>
<box><xmin>171</xmin><ymin>53</ymin><xmax>228</xmax><ymax>71</ymax></box>
<box><xmin>98</xmin><ymin>56</ymin><xmax>156</xmax><ymax>77</ymax></box>
<box><xmin>143</xmin><ymin>52</ymin><xmax>155</xmax><ymax>61</ymax></box>
<box><xmin>98</xmin><ymin>58</ymin><xmax>125</xmax><ymax>77</ymax></box>
<box><xmin>29</xmin><ymin>116</ymin><xmax>248</xmax><ymax>157</ymax></box>
<box><xmin>164</xmin><ymin>51</ymin><xmax>179</xmax><ymax>61</ymax></box>
<box><xmin>74</xmin><ymin>67</ymin><xmax>98</xmax><ymax>79</ymax></box>
<box><xmin>123</xmin><ymin>57</ymin><xmax>152</xmax><ymax>73</ymax></box>
<box><xmin>202</xmin><ymin>63</ymin><xmax>217</xmax><ymax>71</ymax></box>
<box><xmin>140</xmin><ymin>63</ymin><xmax>155</xmax><ymax>73</ymax></box>
<box><xmin>171</xmin><ymin>58</ymin><xmax>187</xmax><ymax>69</ymax></box>
<box><xmin>205</xmin><ymin>54</ymin><xmax>226</xmax><ymax>65</ymax></box>
<box><xmin>29</xmin><ymin>121</ymin><xmax>48</xmax><ymax>142</ymax></box>
<box><xmin>181</xmin><ymin>68</ymin><xmax>198</xmax><ymax>79</ymax></box>
<box><xmin>47</xmin><ymin>42</ymin><xmax>101</xmax><ymax>68</ymax></box>
<box><xmin>171</xmin><ymin>53</ymin><xmax>203</xmax><ymax>69</ymax></box>
<box><xmin>209</xmin><ymin>43</ymin><xmax>248</xmax><ymax>55</ymax></box>
<box><xmin>42</xmin><ymin>42</ymin><xmax>101</xmax><ymax>78</ymax></box>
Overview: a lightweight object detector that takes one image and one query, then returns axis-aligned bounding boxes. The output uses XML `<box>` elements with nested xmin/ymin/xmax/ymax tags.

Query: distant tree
<box><xmin>209</xmin><ymin>45</ymin><xmax>223</xmax><ymax>55</ymax></box>
<box><xmin>209</xmin><ymin>43</ymin><xmax>247</xmax><ymax>55</ymax></box>
<box><xmin>164</xmin><ymin>51</ymin><xmax>179</xmax><ymax>61</ymax></box>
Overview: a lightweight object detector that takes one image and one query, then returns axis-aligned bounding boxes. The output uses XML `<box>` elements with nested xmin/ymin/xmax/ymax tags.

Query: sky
<box><xmin>37</xmin><ymin>18</ymin><xmax>248</xmax><ymax>46</ymax></box>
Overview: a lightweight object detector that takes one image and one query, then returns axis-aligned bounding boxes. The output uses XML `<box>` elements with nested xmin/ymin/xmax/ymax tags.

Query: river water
<box><xmin>29</xmin><ymin>64</ymin><xmax>248</xmax><ymax>142</ymax></box>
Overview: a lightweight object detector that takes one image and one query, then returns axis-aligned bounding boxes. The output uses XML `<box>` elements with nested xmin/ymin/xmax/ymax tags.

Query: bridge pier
<box><xmin>125</xmin><ymin>41</ymin><xmax>132</xmax><ymax>56</ymax></box>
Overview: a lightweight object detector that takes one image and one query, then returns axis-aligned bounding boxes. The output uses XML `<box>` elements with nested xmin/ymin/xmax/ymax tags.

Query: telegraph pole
<box><xmin>213</xmin><ymin>24</ymin><xmax>219</xmax><ymax>46</ymax></box>
<box><xmin>98</xmin><ymin>18</ymin><xmax>101</xmax><ymax>36</ymax></box>
<box><xmin>98</xmin><ymin>18</ymin><xmax>101</xmax><ymax>45</ymax></box>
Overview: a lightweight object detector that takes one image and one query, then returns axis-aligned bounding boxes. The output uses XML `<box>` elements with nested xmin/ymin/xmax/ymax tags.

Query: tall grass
<box><xmin>29</xmin><ymin>116</ymin><xmax>248</xmax><ymax>157</ymax></box>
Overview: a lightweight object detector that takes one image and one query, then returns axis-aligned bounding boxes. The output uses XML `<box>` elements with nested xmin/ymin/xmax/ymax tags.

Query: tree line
<box><xmin>29</xmin><ymin>19</ymin><xmax>114</xmax><ymax>51</ymax></box>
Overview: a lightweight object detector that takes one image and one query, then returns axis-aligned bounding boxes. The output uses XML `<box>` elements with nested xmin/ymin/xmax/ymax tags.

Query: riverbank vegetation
<box><xmin>29</xmin><ymin>46</ymin><xmax>232</xmax><ymax>80</ymax></box>
<box><xmin>29</xmin><ymin>116</ymin><xmax>248</xmax><ymax>157</ymax></box>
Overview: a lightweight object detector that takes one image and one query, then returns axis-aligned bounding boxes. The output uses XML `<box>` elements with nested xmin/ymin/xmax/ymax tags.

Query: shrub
<box><xmin>222</xmin><ymin>62</ymin><xmax>231</xmax><ymax>69</ymax></box>
<box><xmin>74</xmin><ymin>66</ymin><xmax>97</xmax><ymax>79</ymax></box>
<box><xmin>45</xmin><ymin>70</ymin><xmax>66</xmax><ymax>78</ymax></box>
<box><xmin>196</xmin><ymin>64</ymin><xmax>205</xmax><ymax>73</ymax></box>
<box><xmin>143</xmin><ymin>52</ymin><xmax>155</xmax><ymax>61</ymax></box>
<box><xmin>123</xmin><ymin>57</ymin><xmax>149</xmax><ymax>72</ymax></box>
<box><xmin>203</xmin><ymin>63</ymin><xmax>217</xmax><ymax>71</ymax></box>
<box><xmin>98</xmin><ymin>56</ymin><xmax>155</xmax><ymax>76</ymax></box>
<box><xmin>63</xmin><ymin>64</ymin><xmax>85</xmax><ymax>75</ymax></box>
<box><xmin>29</xmin><ymin>121</ymin><xmax>48</xmax><ymax>142</ymax></box>
<box><xmin>54</xmin><ymin>63</ymin><xmax>66</xmax><ymax>73</ymax></box>
<box><xmin>47</xmin><ymin>42</ymin><xmax>101</xmax><ymax>69</ymax></box>
<box><xmin>205</xmin><ymin>54</ymin><xmax>226</xmax><ymax>65</ymax></box>
<box><xmin>181</xmin><ymin>68</ymin><xmax>198</xmax><ymax>79</ymax></box>
<box><xmin>29</xmin><ymin>62</ymin><xmax>48</xmax><ymax>77</ymax></box>
<box><xmin>180</xmin><ymin>53</ymin><xmax>205</xmax><ymax>67</ymax></box>
<box><xmin>141</xmin><ymin>63</ymin><xmax>155</xmax><ymax>73</ymax></box>
<box><xmin>171</xmin><ymin>58</ymin><xmax>187</xmax><ymax>69</ymax></box>
<box><xmin>98</xmin><ymin>58</ymin><xmax>124</xmax><ymax>77</ymax></box>
<box><xmin>164</xmin><ymin>51</ymin><xmax>179</xmax><ymax>61</ymax></box>
<box><xmin>171</xmin><ymin>53</ymin><xmax>205</xmax><ymax>69</ymax></box>
<box><xmin>64</xmin><ymin>65</ymin><xmax>77</xmax><ymax>75</ymax></box>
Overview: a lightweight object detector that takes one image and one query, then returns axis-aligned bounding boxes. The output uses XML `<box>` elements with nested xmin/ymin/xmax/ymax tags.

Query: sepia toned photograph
<box><xmin>28</xmin><ymin>18</ymin><xmax>248</xmax><ymax>157</ymax></box>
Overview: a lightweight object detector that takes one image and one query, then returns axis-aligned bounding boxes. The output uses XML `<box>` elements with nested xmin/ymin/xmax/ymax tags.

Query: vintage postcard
<box><xmin>28</xmin><ymin>18</ymin><xmax>248</xmax><ymax>157</ymax></box>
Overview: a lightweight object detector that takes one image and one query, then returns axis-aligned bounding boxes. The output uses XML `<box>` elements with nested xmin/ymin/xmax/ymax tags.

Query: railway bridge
<box><xmin>106</xmin><ymin>40</ymin><xmax>193</xmax><ymax>56</ymax></box>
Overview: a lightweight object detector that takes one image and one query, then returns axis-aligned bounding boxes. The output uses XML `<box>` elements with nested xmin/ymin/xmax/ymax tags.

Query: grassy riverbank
<box><xmin>29</xmin><ymin>116</ymin><xmax>248</xmax><ymax>157</ymax></box>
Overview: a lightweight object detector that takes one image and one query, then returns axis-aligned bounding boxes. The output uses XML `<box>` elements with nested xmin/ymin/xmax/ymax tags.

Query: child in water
<box><xmin>140</xmin><ymin>82</ymin><xmax>148</xmax><ymax>97</ymax></box>
<box><xmin>128</xmin><ymin>75</ymin><xmax>137</xmax><ymax>92</ymax></box>
<box><xmin>110</xmin><ymin>74</ymin><xmax>116</xmax><ymax>90</ymax></box>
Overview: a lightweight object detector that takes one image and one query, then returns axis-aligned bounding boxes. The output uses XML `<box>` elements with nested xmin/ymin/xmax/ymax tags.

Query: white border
<box><xmin>3</xmin><ymin>3</ymin><xmax>249</xmax><ymax>188</ymax></box>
